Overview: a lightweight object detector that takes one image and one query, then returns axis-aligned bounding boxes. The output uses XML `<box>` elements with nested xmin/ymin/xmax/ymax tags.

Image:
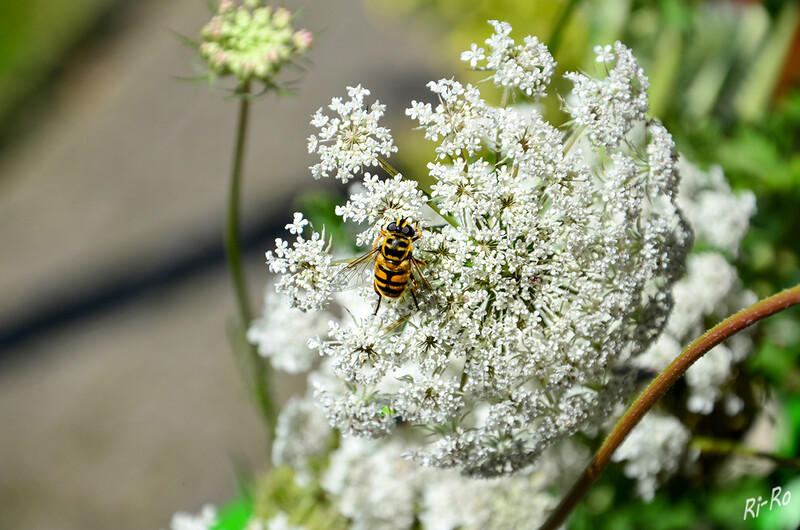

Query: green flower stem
<box><xmin>377</xmin><ymin>156</ymin><xmax>459</xmax><ymax>228</ymax></box>
<box><xmin>495</xmin><ymin>88</ymin><xmax>511</xmax><ymax>167</ymax></box>
<box><xmin>691</xmin><ymin>436</ymin><xmax>800</xmax><ymax>472</ymax></box>
<box><xmin>426</xmin><ymin>199</ymin><xmax>460</xmax><ymax>229</ymax></box>
<box><xmin>377</xmin><ymin>156</ymin><xmax>400</xmax><ymax>177</ymax></box>
<box><xmin>228</xmin><ymin>83</ymin><xmax>255</xmax><ymax>324</ymax></box>
<box><xmin>226</xmin><ymin>80</ymin><xmax>276</xmax><ymax>445</ymax></box>
<box><xmin>499</xmin><ymin>86</ymin><xmax>511</xmax><ymax>109</ymax></box>
<box><xmin>539</xmin><ymin>284</ymin><xmax>800</xmax><ymax>530</ymax></box>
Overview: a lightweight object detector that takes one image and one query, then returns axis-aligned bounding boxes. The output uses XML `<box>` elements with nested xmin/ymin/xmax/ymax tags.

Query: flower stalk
<box><xmin>225</xmin><ymin>80</ymin><xmax>276</xmax><ymax>442</ymax></box>
<box><xmin>691</xmin><ymin>436</ymin><xmax>800</xmax><ymax>472</ymax></box>
<box><xmin>539</xmin><ymin>284</ymin><xmax>800</xmax><ymax>530</ymax></box>
<box><xmin>227</xmin><ymin>82</ymin><xmax>254</xmax><ymax>324</ymax></box>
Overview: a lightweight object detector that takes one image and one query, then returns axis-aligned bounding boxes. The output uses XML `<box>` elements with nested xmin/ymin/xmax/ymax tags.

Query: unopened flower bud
<box><xmin>272</xmin><ymin>7</ymin><xmax>291</xmax><ymax>28</ymax></box>
<box><xmin>197</xmin><ymin>1</ymin><xmax>312</xmax><ymax>86</ymax></box>
<box><xmin>293</xmin><ymin>29</ymin><xmax>313</xmax><ymax>51</ymax></box>
<box><xmin>234</xmin><ymin>7</ymin><xmax>250</xmax><ymax>27</ymax></box>
<box><xmin>218</xmin><ymin>0</ymin><xmax>235</xmax><ymax>13</ymax></box>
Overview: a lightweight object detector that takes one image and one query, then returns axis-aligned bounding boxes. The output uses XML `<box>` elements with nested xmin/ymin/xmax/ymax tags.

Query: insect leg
<box><xmin>409</xmin><ymin>282</ymin><xmax>420</xmax><ymax>310</ymax></box>
<box><xmin>374</xmin><ymin>293</ymin><xmax>383</xmax><ymax>315</ymax></box>
<box><xmin>412</xmin><ymin>221</ymin><xmax>423</xmax><ymax>241</ymax></box>
<box><xmin>373</xmin><ymin>229</ymin><xmax>388</xmax><ymax>249</ymax></box>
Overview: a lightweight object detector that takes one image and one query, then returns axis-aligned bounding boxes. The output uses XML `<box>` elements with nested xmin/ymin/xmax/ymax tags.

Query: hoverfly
<box><xmin>333</xmin><ymin>218</ymin><xmax>432</xmax><ymax>315</ymax></box>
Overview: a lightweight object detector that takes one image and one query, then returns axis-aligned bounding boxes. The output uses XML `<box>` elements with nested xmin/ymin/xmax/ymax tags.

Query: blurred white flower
<box><xmin>168</xmin><ymin>504</ymin><xmax>217</xmax><ymax>530</ymax></box>
<box><xmin>268</xmin><ymin>512</ymin><xmax>304</xmax><ymax>530</ymax></box>
<box><xmin>594</xmin><ymin>44</ymin><xmax>614</xmax><ymax>63</ymax></box>
<box><xmin>612</xmin><ymin>412</ymin><xmax>691</xmax><ymax>501</ymax></box>
<box><xmin>247</xmin><ymin>285</ymin><xmax>328</xmax><ymax>373</ymax></box>
<box><xmin>271</xmin><ymin>395</ymin><xmax>332</xmax><ymax>484</ymax></box>
<box><xmin>636</xmin><ymin>160</ymin><xmax>757</xmax><ymax>415</ymax></box>
<box><xmin>625</xmin><ymin>159</ymin><xmax>756</xmax><ymax>498</ymax></box>
<box><xmin>322</xmin><ymin>437</ymin><xmax>417</xmax><ymax>530</ymax></box>
<box><xmin>316</xmin><ymin>417</ymin><xmax>556</xmax><ymax>530</ymax></box>
<box><xmin>678</xmin><ymin>160</ymin><xmax>756</xmax><ymax>257</ymax></box>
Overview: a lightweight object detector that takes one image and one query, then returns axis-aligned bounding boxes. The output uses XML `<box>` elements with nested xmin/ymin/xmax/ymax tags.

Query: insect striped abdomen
<box><xmin>375</xmin><ymin>238</ymin><xmax>413</xmax><ymax>299</ymax></box>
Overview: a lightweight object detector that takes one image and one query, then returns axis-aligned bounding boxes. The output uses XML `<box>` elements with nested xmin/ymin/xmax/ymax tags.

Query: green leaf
<box><xmin>212</xmin><ymin>495</ymin><xmax>253</xmax><ymax>530</ymax></box>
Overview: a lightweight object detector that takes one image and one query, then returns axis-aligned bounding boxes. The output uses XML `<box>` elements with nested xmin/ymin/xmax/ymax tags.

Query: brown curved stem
<box><xmin>539</xmin><ymin>284</ymin><xmax>800</xmax><ymax>530</ymax></box>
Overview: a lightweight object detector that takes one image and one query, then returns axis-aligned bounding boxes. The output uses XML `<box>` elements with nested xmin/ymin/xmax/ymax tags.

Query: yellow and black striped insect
<box><xmin>333</xmin><ymin>218</ymin><xmax>432</xmax><ymax>315</ymax></box>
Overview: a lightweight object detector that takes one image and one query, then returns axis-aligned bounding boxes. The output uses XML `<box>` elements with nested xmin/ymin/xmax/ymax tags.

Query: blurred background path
<box><xmin>0</xmin><ymin>1</ymin><xmax>436</xmax><ymax>528</ymax></box>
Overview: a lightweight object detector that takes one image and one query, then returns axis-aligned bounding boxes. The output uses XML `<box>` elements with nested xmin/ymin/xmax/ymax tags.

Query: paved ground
<box><xmin>0</xmin><ymin>1</ymin><xmax>436</xmax><ymax>528</ymax></box>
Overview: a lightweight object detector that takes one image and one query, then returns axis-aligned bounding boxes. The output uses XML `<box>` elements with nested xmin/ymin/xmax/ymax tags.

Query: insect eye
<box><xmin>401</xmin><ymin>225</ymin><xmax>413</xmax><ymax>236</ymax></box>
<box><xmin>387</xmin><ymin>222</ymin><xmax>397</xmax><ymax>231</ymax></box>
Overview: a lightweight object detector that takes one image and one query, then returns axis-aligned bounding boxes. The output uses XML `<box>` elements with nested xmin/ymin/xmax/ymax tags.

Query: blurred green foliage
<box><xmin>295</xmin><ymin>193</ymin><xmax>352</xmax><ymax>251</ymax></box>
<box><xmin>571</xmin><ymin>472</ymin><xmax>766</xmax><ymax>529</ymax></box>
<box><xmin>251</xmin><ymin>465</ymin><xmax>348</xmax><ymax>530</ymax></box>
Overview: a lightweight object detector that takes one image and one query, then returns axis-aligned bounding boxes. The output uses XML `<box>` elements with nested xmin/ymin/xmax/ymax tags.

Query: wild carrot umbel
<box><xmin>263</xmin><ymin>22</ymin><xmax>693</xmax><ymax>477</ymax></box>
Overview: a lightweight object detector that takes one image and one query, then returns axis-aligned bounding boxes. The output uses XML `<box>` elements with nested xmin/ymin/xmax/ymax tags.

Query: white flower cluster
<box><xmin>679</xmin><ymin>162</ymin><xmax>756</xmax><ymax>257</ymax></box>
<box><xmin>264</xmin><ymin>213</ymin><xmax>336</xmax><ymax>312</ymax></box>
<box><xmin>407</xmin><ymin>79</ymin><xmax>487</xmax><ymax>160</ymax></box>
<box><xmin>265</xmin><ymin>21</ymin><xmax>692</xmax><ymax>477</ymax></box>
<box><xmin>257</xmin><ymin>394</ymin><xmax>557</xmax><ymax>529</ymax></box>
<box><xmin>565</xmin><ymin>41</ymin><xmax>650</xmax><ymax>151</ymax></box>
<box><xmin>308</xmin><ymin>85</ymin><xmax>397</xmax><ymax>183</ymax></box>
<box><xmin>335</xmin><ymin>173</ymin><xmax>428</xmax><ymax>247</ymax></box>
<box><xmin>461</xmin><ymin>20</ymin><xmax>556</xmax><ymax>99</ymax></box>
<box><xmin>324</xmin><ymin>437</ymin><xmax>558</xmax><ymax>530</ymax></box>
<box><xmin>674</xmin><ymin>253</ymin><xmax>755</xmax><ymax>415</ymax></box>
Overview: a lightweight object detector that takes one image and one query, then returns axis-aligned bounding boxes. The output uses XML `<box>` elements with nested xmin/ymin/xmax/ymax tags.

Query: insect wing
<box><xmin>331</xmin><ymin>249</ymin><xmax>379</xmax><ymax>291</ymax></box>
<box><xmin>409</xmin><ymin>257</ymin><xmax>438</xmax><ymax>309</ymax></box>
<box><xmin>411</xmin><ymin>258</ymin><xmax>434</xmax><ymax>293</ymax></box>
